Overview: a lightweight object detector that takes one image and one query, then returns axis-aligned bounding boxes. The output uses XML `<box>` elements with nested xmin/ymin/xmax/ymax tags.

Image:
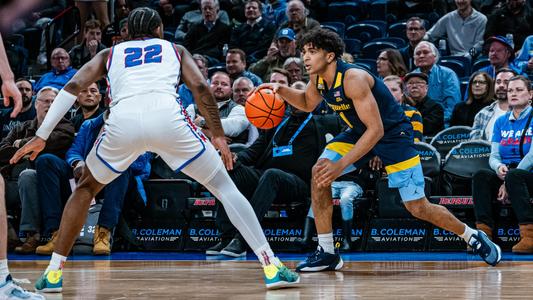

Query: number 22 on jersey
<box><xmin>124</xmin><ymin>44</ymin><xmax>162</xmax><ymax>68</ymax></box>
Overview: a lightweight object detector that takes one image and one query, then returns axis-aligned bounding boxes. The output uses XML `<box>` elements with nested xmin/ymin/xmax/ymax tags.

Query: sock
<box><xmin>255</xmin><ymin>244</ymin><xmax>282</xmax><ymax>267</ymax></box>
<box><xmin>318</xmin><ymin>232</ymin><xmax>335</xmax><ymax>254</ymax></box>
<box><xmin>0</xmin><ymin>259</ymin><xmax>9</xmax><ymax>283</ymax></box>
<box><xmin>459</xmin><ymin>224</ymin><xmax>477</xmax><ymax>244</ymax></box>
<box><xmin>46</xmin><ymin>252</ymin><xmax>67</xmax><ymax>272</ymax></box>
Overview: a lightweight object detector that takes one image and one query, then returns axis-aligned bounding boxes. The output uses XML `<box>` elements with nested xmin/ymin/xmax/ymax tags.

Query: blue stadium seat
<box><xmin>372</xmin><ymin>37</ymin><xmax>406</xmax><ymax>48</ymax></box>
<box><xmin>345</xmin><ymin>23</ymin><xmax>382</xmax><ymax>43</ymax></box>
<box><xmin>321</xmin><ymin>22</ymin><xmax>346</xmax><ymax>39</ymax></box>
<box><xmin>387</xmin><ymin>22</ymin><xmax>406</xmax><ymax>39</ymax></box>
<box><xmin>327</xmin><ymin>2</ymin><xmax>360</xmax><ymax>22</ymax></box>
<box><xmin>361</xmin><ymin>41</ymin><xmax>398</xmax><ymax>59</ymax></box>
<box><xmin>344</xmin><ymin>38</ymin><xmax>362</xmax><ymax>56</ymax></box>
<box><xmin>439</xmin><ymin>59</ymin><xmax>467</xmax><ymax>78</ymax></box>
<box><xmin>362</xmin><ymin>20</ymin><xmax>387</xmax><ymax>36</ymax></box>
<box><xmin>440</xmin><ymin>55</ymin><xmax>472</xmax><ymax>75</ymax></box>
<box><xmin>472</xmin><ymin>58</ymin><xmax>490</xmax><ymax>73</ymax></box>
<box><xmin>459</xmin><ymin>76</ymin><xmax>469</xmax><ymax>100</ymax></box>
<box><xmin>370</xmin><ymin>0</ymin><xmax>387</xmax><ymax>21</ymax></box>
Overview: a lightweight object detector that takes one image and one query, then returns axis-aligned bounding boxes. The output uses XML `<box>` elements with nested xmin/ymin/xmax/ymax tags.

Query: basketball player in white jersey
<box><xmin>11</xmin><ymin>7</ymin><xmax>299</xmax><ymax>292</ymax></box>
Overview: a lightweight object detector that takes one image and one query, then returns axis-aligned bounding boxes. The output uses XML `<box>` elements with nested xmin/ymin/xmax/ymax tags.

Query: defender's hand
<box><xmin>10</xmin><ymin>136</ymin><xmax>46</xmax><ymax>164</ymax></box>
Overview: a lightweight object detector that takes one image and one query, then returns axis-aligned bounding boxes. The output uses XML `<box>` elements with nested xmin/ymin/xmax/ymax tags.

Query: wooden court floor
<box><xmin>8</xmin><ymin>259</ymin><xmax>533</xmax><ymax>299</ymax></box>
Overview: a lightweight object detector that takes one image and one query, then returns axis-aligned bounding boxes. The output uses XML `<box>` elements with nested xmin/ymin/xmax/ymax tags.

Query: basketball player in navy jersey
<box><xmin>258</xmin><ymin>28</ymin><xmax>502</xmax><ymax>271</ymax></box>
<box><xmin>11</xmin><ymin>7</ymin><xmax>299</xmax><ymax>292</ymax></box>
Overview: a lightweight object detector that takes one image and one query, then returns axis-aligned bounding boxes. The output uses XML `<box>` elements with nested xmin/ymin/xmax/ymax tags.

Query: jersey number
<box><xmin>124</xmin><ymin>45</ymin><xmax>162</xmax><ymax>67</ymax></box>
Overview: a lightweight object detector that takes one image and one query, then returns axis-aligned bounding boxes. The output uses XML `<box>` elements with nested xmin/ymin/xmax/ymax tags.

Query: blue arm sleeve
<box><xmin>517</xmin><ymin>144</ymin><xmax>533</xmax><ymax>171</ymax></box>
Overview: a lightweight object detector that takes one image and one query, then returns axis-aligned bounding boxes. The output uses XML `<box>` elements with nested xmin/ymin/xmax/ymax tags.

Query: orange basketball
<box><xmin>245</xmin><ymin>89</ymin><xmax>286</xmax><ymax>129</ymax></box>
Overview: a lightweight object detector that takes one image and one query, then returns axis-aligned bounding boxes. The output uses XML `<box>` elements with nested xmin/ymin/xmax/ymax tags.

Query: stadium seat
<box><xmin>344</xmin><ymin>38</ymin><xmax>362</xmax><ymax>57</ymax></box>
<box><xmin>430</xmin><ymin>126</ymin><xmax>473</xmax><ymax>158</ymax></box>
<box><xmin>327</xmin><ymin>2</ymin><xmax>361</xmax><ymax>22</ymax></box>
<box><xmin>414</xmin><ymin>142</ymin><xmax>441</xmax><ymax>179</ymax></box>
<box><xmin>370</xmin><ymin>0</ymin><xmax>387</xmax><ymax>21</ymax></box>
<box><xmin>354</xmin><ymin>58</ymin><xmax>377</xmax><ymax>75</ymax></box>
<box><xmin>440</xmin><ymin>55</ymin><xmax>471</xmax><ymax>75</ymax></box>
<box><xmin>472</xmin><ymin>58</ymin><xmax>490</xmax><ymax>73</ymax></box>
<box><xmin>321</xmin><ymin>22</ymin><xmax>346</xmax><ymax>39</ymax></box>
<box><xmin>459</xmin><ymin>76</ymin><xmax>469</xmax><ymax>99</ymax></box>
<box><xmin>362</xmin><ymin>20</ymin><xmax>387</xmax><ymax>36</ymax></box>
<box><xmin>372</xmin><ymin>37</ymin><xmax>407</xmax><ymax>48</ymax></box>
<box><xmin>361</xmin><ymin>41</ymin><xmax>398</xmax><ymax>59</ymax></box>
<box><xmin>388</xmin><ymin>22</ymin><xmax>406</xmax><ymax>39</ymax></box>
<box><xmin>345</xmin><ymin>23</ymin><xmax>382</xmax><ymax>43</ymax></box>
<box><xmin>439</xmin><ymin>58</ymin><xmax>468</xmax><ymax>78</ymax></box>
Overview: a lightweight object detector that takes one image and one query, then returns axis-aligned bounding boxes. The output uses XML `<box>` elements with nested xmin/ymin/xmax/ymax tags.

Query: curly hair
<box><xmin>297</xmin><ymin>28</ymin><xmax>344</xmax><ymax>59</ymax></box>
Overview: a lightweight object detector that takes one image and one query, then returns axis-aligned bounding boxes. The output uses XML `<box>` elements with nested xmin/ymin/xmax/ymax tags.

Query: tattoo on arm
<box><xmin>195</xmin><ymin>84</ymin><xmax>224</xmax><ymax>137</ymax></box>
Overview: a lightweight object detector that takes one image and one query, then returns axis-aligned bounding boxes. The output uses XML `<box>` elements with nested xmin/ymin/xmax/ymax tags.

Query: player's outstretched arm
<box><xmin>0</xmin><ymin>33</ymin><xmax>22</xmax><ymax>118</ymax></box>
<box><xmin>10</xmin><ymin>48</ymin><xmax>109</xmax><ymax>164</ymax></box>
<box><xmin>256</xmin><ymin>76</ymin><xmax>323</xmax><ymax>112</ymax></box>
<box><xmin>177</xmin><ymin>45</ymin><xmax>233</xmax><ymax>170</ymax></box>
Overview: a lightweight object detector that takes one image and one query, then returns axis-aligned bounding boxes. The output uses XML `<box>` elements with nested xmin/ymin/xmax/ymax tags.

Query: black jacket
<box><xmin>413</xmin><ymin>96</ymin><xmax>444</xmax><ymax>137</ymax></box>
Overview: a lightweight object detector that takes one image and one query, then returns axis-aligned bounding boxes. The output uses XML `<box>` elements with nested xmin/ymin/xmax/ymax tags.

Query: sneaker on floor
<box><xmin>469</xmin><ymin>230</ymin><xmax>502</xmax><ymax>266</ymax></box>
<box><xmin>0</xmin><ymin>275</ymin><xmax>45</xmax><ymax>299</ymax></box>
<box><xmin>34</xmin><ymin>270</ymin><xmax>62</xmax><ymax>293</ymax></box>
<box><xmin>220</xmin><ymin>238</ymin><xmax>247</xmax><ymax>258</ymax></box>
<box><xmin>295</xmin><ymin>246</ymin><xmax>343</xmax><ymax>272</ymax></box>
<box><xmin>263</xmin><ymin>263</ymin><xmax>300</xmax><ymax>289</ymax></box>
<box><xmin>205</xmin><ymin>239</ymin><xmax>231</xmax><ymax>255</ymax></box>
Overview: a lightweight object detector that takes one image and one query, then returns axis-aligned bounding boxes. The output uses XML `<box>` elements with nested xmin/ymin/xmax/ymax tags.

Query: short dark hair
<box><xmin>495</xmin><ymin>67</ymin><xmax>517</xmax><ymax>77</ymax></box>
<box><xmin>406</xmin><ymin>17</ymin><xmax>425</xmax><ymax>29</ymax></box>
<box><xmin>509</xmin><ymin>75</ymin><xmax>532</xmax><ymax>91</ymax></box>
<box><xmin>85</xmin><ymin>19</ymin><xmax>102</xmax><ymax>31</ymax></box>
<box><xmin>227</xmin><ymin>48</ymin><xmax>246</xmax><ymax>64</ymax></box>
<box><xmin>128</xmin><ymin>7</ymin><xmax>162</xmax><ymax>39</ymax></box>
<box><xmin>270</xmin><ymin>68</ymin><xmax>290</xmax><ymax>82</ymax></box>
<box><xmin>245</xmin><ymin>0</ymin><xmax>262</xmax><ymax>11</ymax></box>
<box><xmin>297</xmin><ymin>28</ymin><xmax>344</xmax><ymax>59</ymax></box>
<box><xmin>15</xmin><ymin>78</ymin><xmax>32</xmax><ymax>86</ymax></box>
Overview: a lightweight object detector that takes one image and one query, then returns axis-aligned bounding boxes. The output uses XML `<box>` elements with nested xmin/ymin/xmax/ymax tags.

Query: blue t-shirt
<box><xmin>492</xmin><ymin>107</ymin><xmax>533</xmax><ymax>165</ymax></box>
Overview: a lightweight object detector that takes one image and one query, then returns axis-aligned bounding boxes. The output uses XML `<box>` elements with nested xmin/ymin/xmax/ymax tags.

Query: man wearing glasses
<box><xmin>404</xmin><ymin>72</ymin><xmax>444</xmax><ymax>136</ymax></box>
<box><xmin>399</xmin><ymin>17</ymin><xmax>426</xmax><ymax>70</ymax></box>
<box><xmin>34</xmin><ymin>48</ymin><xmax>77</xmax><ymax>92</ymax></box>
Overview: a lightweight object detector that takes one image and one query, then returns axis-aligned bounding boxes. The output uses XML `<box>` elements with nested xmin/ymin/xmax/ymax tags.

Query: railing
<box><xmin>43</xmin><ymin>5</ymin><xmax>80</xmax><ymax>69</ymax></box>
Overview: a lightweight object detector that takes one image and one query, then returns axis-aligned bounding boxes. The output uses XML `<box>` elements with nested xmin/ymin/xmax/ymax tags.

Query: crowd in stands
<box><xmin>0</xmin><ymin>0</ymin><xmax>533</xmax><ymax>256</ymax></box>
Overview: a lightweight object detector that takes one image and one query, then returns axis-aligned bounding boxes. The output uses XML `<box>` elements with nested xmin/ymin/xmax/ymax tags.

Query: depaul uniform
<box><xmin>317</xmin><ymin>59</ymin><xmax>425</xmax><ymax>201</ymax></box>
<box><xmin>86</xmin><ymin>38</ymin><xmax>222</xmax><ymax>185</ymax></box>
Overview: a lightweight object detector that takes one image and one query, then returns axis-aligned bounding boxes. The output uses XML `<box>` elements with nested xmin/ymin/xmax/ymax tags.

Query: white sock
<box><xmin>318</xmin><ymin>232</ymin><xmax>335</xmax><ymax>254</ymax></box>
<box><xmin>0</xmin><ymin>259</ymin><xmax>9</xmax><ymax>283</ymax></box>
<box><xmin>46</xmin><ymin>252</ymin><xmax>67</xmax><ymax>272</ymax></box>
<box><xmin>459</xmin><ymin>224</ymin><xmax>477</xmax><ymax>244</ymax></box>
<box><xmin>255</xmin><ymin>244</ymin><xmax>282</xmax><ymax>267</ymax></box>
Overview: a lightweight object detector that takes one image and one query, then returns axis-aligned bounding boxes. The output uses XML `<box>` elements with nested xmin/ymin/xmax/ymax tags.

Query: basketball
<box><xmin>245</xmin><ymin>89</ymin><xmax>286</xmax><ymax>129</ymax></box>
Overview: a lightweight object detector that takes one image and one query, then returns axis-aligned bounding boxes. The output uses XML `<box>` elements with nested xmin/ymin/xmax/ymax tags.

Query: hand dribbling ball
<box><xmin>245</xmin><ymin>89</ymin><xmax>286</xmax><ymax>129</ymax></box>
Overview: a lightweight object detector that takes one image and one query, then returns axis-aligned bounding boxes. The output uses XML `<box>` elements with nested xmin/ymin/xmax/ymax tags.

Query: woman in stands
<box><xmin>376</xmin><ymin>49</ymin><xmax>408</xmax><ymax>79</ymax></box>
<box><xmin>450</xmin><ymin>71</ymin><xmax>494</xmax><ymax>127</ymax></box>
<box><xmin>472</xmin><ymin>75</ymin><xmax>533</xmax><ymax>253</ymax></box>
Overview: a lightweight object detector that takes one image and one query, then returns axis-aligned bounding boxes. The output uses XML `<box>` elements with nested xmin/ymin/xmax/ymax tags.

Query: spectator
<box><xmin>232</xmin><ymin>77</ymin><xmax>259</xmax><ymax>147</ymax></box>
<box><xmin>404</xmin><ymin>72</ymin><xmax>444</xmax><ymax>136</ymax></box>
<box><xmin>0</xmin><ymin>79</ymin><xmax>36</xmax><ymax>139</ymax></box>
<box><xmin>283</xmin><ymin>57</ymin><xmax>305</xmax><ymax>84</ymax></box>
<box><xmin>69</xmin><ymin>20</ymin><xmax>107</xmax><ymax>69</ymax></box>
<box><xmin>450</xmin><ymin>71</ymin><xmax>494</xmax><ymax>126</ymax></box>
<box><xmin>263</xmin><ymin>0</ymin><xmax>287</xmax><ymax>27</ymax></box>
<box><xmin>471</xmin><ymin>68</ymin><xmax>516</xmax><ymax>140</ymax></box>
<box><xmin>229</xmin><ymin>0</ymin><xmax>276</xmax><ymax>63</ymax></box>
<box><xmin>424</xmin><ymin>0</ymin><xmax>487</xmax><ymax>58</ymax></box>
<box><xmin>70</xmin><ymin>82</ymin><xmax>105</xmax><ymax>132</ymax></box>
<box><xmin>414</xmin><ymin>41</ymin><xmax>461</xmax><ymax>126</ymax></box>
<box><xmin>175</xmin><ymin>0</ymin><xmax>230</xmax><ymax>43</ymax></box>
<box><xmin>188</xmin><ymin>72</ymin><xmax>250</xmax><ymax>144</ymax></box>
<box><xmin>157</xmin><ymin>0</ymin><xmax>180</xmax><ymax>33</ymax></box>
<box><xmin>384</xmin><ymin>75</ymin><xmax>424</xmax><ymax>142</ymax></box>
<box><xmin>269</xmin><ymin>67</ymin><xmax>290</xmax><ymax>86</ymax></box>
<box><xmin>477</xmin><ymin>36</ymin><xmax>524</xmax><ymax>79</ymax></box>
<box><xmin>178</xmin><ymin>54</ymin><xmax>208</xmax><ymax>109</ymax></box>
<box><xmin>34</xmin><ymin>112</ymin><xmax>151</xmax><ymax>256</ymax></box>
<box><xmin>75</xmin><ymin>0</ymin><xmax>110</xmax><ymax>42</ymax></box>
<box><xmin>376</xmin><ymin>49</ymin><xmax>408</xmax><ymax>78</ymax></box>
<box><xmin>249</xmin><ymin>28</ymin><xmax>297</xmax><ymax>81</ymax></box>
<box><xmin>484</xmin><ymin>0</ymin><xmax>533</xmax><ymax>52</ymax></box>
<box><xmin>225</xmin><ymin>49</ymin><xmax>263</xmax><ymax>86</ymax></box>
<box><xmin>103</xmin><ymin>0</ymin><xmax>131</xmax><ymax>46</ymax></box>
<box><xmin>182</xmin><ymin>0</ymin><xmax>232</xmax><ymax>65</ymax></box>
<box><xmin>276</xmin><ymin>0</ymin><xmax>320</xmax><ymax>39</ymax></box>
<box><xmin>515</xmin><ymin>35</ymin><xmax>533</xmax><ymax>74</ymax></box>
<box><xmin>400</xmin><ymin>17</ymin><xmax>427</xmax><ymax>70</ymax></box>
<box><xmin>472</xmin><ymin>75</ymin><xmax>533</xmax><ymax>251</ymax></box>
<box><xmin>33</xmin><ymin>48</ymin><xmax>77</xmax><ymax>92</ymax></box>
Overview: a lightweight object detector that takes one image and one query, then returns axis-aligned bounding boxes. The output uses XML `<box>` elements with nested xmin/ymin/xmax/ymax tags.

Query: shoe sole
<box><xmin>266</xmin><ymin>276</ymin><xmax>300</xmax><ymax>290</ymax></box>
<box><xmin>35</xmin><ymin>287</ymin><xmax>62</xmax><ymax>293</ymax></box>
<box><xmin>297</xmin><ymin>258</ymin><xmax>344</xmax><ymax>272</ymax></box>
<box><xmin>205</xmin><ymin>250</ymin><xmax>223</xmax><ymax>255</ymax></box>
<box><xmin>492</xmin><ymin>244</ymin><xmax>502</xmax><ymax>266</ymax></box>
<box><xmin>219</xmin><ymin>250</ymin><xmax>246</xmax><ymax>258</ymax></box>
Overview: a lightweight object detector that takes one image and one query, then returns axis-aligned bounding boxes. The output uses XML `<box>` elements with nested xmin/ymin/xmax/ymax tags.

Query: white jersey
<box><xmin>106</xmin><ymin>38</ymin><xmax>181</xmax><ymax>106</ymax></box>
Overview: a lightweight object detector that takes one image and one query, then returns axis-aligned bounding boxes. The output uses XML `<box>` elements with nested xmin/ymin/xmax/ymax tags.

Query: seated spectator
<box><xmin>157</xmin><ymin>0</ymin><xmax>181</xmax><ymax>33</ymax></box>
<box><xmin>283</xmin><ymin>57</ymin><xmax>305</xmax><ymax>84</ymax></box>
<box><xmin>225</xmin><ymin>49</ymin><xmax>263</xmax><ymax>86</ymax></box>
<box><xmin>75</xmin><ymin>0</ymin><xmax>110</xmax><ymax>43</ymax></box>
<box><xmin>471</xmin><ymin>68</ymin><xmax>516</xmax><ymax>140</ymax></box>
<box><xmin>70</xmin><ymin>82</ymin><xmax>105</xmax><ymax>131</ymax></box>
<box><xmin>188</xmin><ymin>72</ymin><xmax>250</xmax><ymax>145</ymax></box>
<box><xmin>384</xmin><ymin>75</ymin><xmax>424</xmax><ymax>142</ymax></box>
<box><xmin>34</xmin><ymin>111</ymin><xmax>151</xmax><ymax>255</ymax></box>
<box><xmin>263</xmin><ymin>0</ymin><xmax>287</xmax><ymax>27</ymax></box>
<box><xmin>424</xmin><ymin>0</ymin><xmax>487</xmax><ymax>58</ymax></box>
<box><xmin>376</xmin><ymin>49</ymin><xmax>408</xmax><ymax>79</ymax></box>
<box><xmin>472</xmin><ymin>75</ymin><xmax>533</xmax><ymax>251</ymax></box>
<box><xmin>174</xmin><ymin>0</ymin><xmax>230</xmax><ymax>42</ymax></box>
<box><xmin>276</xmin><ymin>0</ymin><xmax>320</xmax><ymax>39</ymax></box>
<box><xmin>249</xmin><ymin>28</ymin><xmax>297</xmax><ymax>81</ymax></box>
<box><xmin>69</xmin><ymin>20</ymin><xmax>107</xmax><ymax>69</ymax></box>
<box><xmin>414</xmin><ymin>41</ymin><xmax>461</xmax><ymax>126</ymax></box>
<box><xmin>229</xmin><ymin>0</ymin><xmax>276</xmax><ymax>63</ymax></box>
<box><xmin>484</xmin><ymin>0</ymin><xmax>533</xmax><ymax>52</ymax></box>
<box><xmin>515</xmin><ymin>35</ymin><xmax>533</xmax><ymax>74</ymax></box>
<box><xmin>34</xmin><ymin>48</ymin><xmax>77</xmax><ymax>92</ymax></box>
<box><xmin>182</xmin><ymin>0</ymin><xmax>231</xmax><ymax>63</ymax></box>
<box><xmin>400</xmin><ymin>17</ymin><xmax>427</xmax><ymax>70</ymax></box>
<box><xmin>178</xmin><ymin>54</ymin><xmax>209</xmax><ymax>109</ymax></box>
<box><xmin>232</xmin><ymin>77</ymin><xmax>259</xmax><ymax>147</ymax></box>
<box><xmin>450</xmin><ymin>71</ymin><xmax>494</xmax><ymax>127</ymax></box>
<box><xmin>0</xmin><ymin>78</ymin><xmax>36</xmax><ymax>139</ymax></box>
<box><xmin>102</xmin><ymin>0</ymin><xmax>131</xmax><ymax>46</ymax></box>
<box><xmin>404</xmin><ymin>72</ymin><xmax>444</xmax><ymax>136</ymax></box>
<box><xmin>477</xmin><ymin>36</ymin><xmax>524</xmax><ymax>78</ymax></box>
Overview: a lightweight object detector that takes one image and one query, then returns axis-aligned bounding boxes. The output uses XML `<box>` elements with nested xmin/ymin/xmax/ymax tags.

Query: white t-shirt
<box><xmin>485</xmin><ymin>103</ymin><xmax>507</xmax><ymax>141</ymax></box>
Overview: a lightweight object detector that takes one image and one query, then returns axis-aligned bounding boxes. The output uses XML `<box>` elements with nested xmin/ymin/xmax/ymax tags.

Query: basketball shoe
<box><xmin>468</xmin><ymin>230</ymin><xmax>502</xmax><ymax>266</ymax></box>
<box><xmin>295</xmin><ymin>246</ymin><xmax>343</xmax><ymax>272</ymax></box>
<box><xmin>263</xmin><ymin>263</ymin><xmax>300</xmax><ymax>289</ymax></box>
<box><xmin>34</xmin><ymin>269</ymin><xmax>62</xmax><ymax>293</ymax></box>
<box><xmin>0</xmin><ymin>275</ymin><xmax>45</xmax><ymax>299</ymax></box>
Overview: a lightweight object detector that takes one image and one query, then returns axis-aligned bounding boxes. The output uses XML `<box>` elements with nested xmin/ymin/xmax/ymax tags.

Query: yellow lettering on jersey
<box><xmin>327</xmin><ymin>103</ymin><xmax>351</xmax><ymax>111</ymax></box>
